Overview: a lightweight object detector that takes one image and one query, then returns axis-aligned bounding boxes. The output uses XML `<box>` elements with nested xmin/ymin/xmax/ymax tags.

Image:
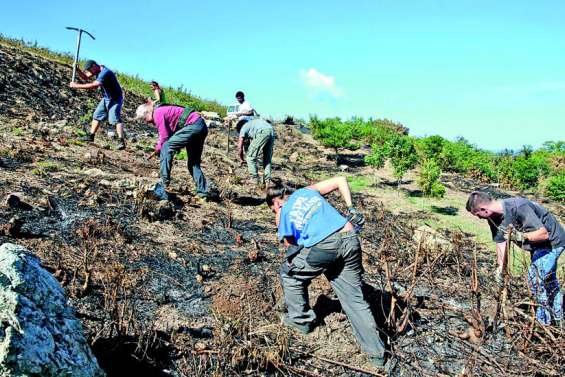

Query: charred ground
<box><xmin>0</xmin><ymin>41</ymin><xmax>563</xmax><ymax>376</ymax></box>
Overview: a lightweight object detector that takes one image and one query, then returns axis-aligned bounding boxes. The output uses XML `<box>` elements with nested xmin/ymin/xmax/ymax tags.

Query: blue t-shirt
<box><xmin>95</xmin><ymin>67</ymin><xmax>123</xmax><ymax>101</ymax></box>
<box><xmin>278</xmin><ymin>188</ymin><xmax>347</xmax><ymax>247</ymax></box>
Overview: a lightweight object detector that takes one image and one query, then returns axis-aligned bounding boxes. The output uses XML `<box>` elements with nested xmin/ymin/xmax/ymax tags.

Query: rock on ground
<box><xmin>0</xmin><ymin>243</ymin><xmax>105</xmax><ymax>377</ymax></box>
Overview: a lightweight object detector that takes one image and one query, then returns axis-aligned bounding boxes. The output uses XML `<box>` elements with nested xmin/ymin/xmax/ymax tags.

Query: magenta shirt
<box><xmin>153</xmin><ymin>105</ymin><xmax>202</xmax><ymax>152</ymax></box>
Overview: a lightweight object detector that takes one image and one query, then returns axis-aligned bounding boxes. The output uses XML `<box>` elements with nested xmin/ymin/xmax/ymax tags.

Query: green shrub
<box><xmin>416</xmin><ymin>135</ymin><xmax>445</xmax><ymax>161</ymax></box>
<box><xmin>364</xmin><ymin>144</ymin><xmax>387</xmax><ymax>170</ymax></box>
<box><xmin>438</xmin><ymin>138</ymin><xmax>475</xmax><ymax>173</ymax></box>
<box><xmin>512</xmin><ymin>155</ymin><xmax>549</xmax><ymax>190</ymax></box>
<box><xmin>387</xmin><ymin>135</ymin><xmax>419</xmax><ymax>183</ymax></box>
<box><xmin>543</xmin><ymin>174</ymin><xmax>565</xmax><ymax>201</ymax></box>
<box><xmin>309</xmin><ymin>116</ymin><xmax>355</xmax><ymax>164</ymax></box>
<box><xmin>418</xmin><ymin>159</ymin><xmax>446</xmax><ymax>198</ymax></box>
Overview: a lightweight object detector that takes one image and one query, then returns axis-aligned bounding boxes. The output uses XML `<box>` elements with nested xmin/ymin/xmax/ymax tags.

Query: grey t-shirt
<box><xmin>239</xmin><ymin>118</ymin><xmax>273</xmax><ymax>139</ymax></box>
<box><xmin>488</xmin><ymin>197</ymin><xmax>565</xmax><ymax>251</ymax></box>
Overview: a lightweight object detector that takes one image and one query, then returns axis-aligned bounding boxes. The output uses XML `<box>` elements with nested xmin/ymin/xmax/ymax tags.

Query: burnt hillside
<box><xmin>0</xmin><ymin>41</ymin><xmax>563</xmax><ymax>377</ymax></box>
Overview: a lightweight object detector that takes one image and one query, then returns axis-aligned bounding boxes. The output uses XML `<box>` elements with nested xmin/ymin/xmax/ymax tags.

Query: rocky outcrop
<box><xmin>0</xmin><ymin>243</ymin><xmax>105</xmax><ymax>377</ymax></box>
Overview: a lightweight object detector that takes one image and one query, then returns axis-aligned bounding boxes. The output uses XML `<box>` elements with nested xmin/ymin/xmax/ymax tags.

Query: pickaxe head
<box><xmin>66</xmin><ymin>26</ymin><xmax>96</xmax><ymax>40</ymax></box>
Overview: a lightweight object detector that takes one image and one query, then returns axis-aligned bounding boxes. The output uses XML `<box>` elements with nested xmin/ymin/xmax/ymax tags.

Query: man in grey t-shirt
<box><xmin>466</xmin><ymin>191</ymin><xmax>564</xmax><ymax>325</ymax></box>
<box><xmin>236</xmin><ymin>118</ymin><xmax>275</xmax><ymax>187</ymax></box>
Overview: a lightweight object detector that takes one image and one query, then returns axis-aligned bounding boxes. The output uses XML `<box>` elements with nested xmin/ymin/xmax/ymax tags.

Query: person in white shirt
<box><xmin>235</xmin><ymin>91</ymin><xmax>256</xmax><ymax>122</ymax></box>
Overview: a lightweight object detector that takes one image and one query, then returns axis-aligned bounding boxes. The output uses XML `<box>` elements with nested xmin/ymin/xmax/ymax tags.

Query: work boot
<box><xmin>80</xmin><ymin>133</ymin><xmax>95</xmax><ymax>142</ymax></box>
<box><xmin>116</xmin><ymin>138</ymin><xmax>126</xmax><ymax>151</ymax></box>
<box><xmin>282</xmin><ymin>315</ymin><xmax>314</xmax><ymax>335</ymax></box>
<box><xmin>151</xmin><ymin>182</ymin><xmax>169</xmax><ymax>201</ymax></box>
<box><xmin>369</xmin><ymin>354</ymin><xmax>385</xmax><ymax>369</ymax></box>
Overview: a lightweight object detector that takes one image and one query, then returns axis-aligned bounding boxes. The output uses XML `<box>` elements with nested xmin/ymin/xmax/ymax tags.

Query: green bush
<box><xmin>543</xmin><ymin>174</ymin><xmax>565</xmax><ymax>201</ymax></box>
<box><xmin>416</xmin><ymin>135</ymin><xmax>445</xmax><ymax>161</ymax></box>
<box><xmin>512</xmin><ymin>155</ymin><xmax>549</xmax><ymax>190</ymax></box>
<box><xmin>418</xmin><ymin>159</ymin><xmax>446</xmax><ymax>198</ymax></box>
<box><xmin>309</xmin><ymin>116</ymin><xmax>355</xmax><ymax>164</ymax></box>
<box><xmin>387</xmin><ymin>135</ymin><xmax>419</xmax><ymax>183</ymax></box>
<box><xmin>364</xmin><ymin>144</ymin><xmax>387</xmax><ymax>170</ymax></box>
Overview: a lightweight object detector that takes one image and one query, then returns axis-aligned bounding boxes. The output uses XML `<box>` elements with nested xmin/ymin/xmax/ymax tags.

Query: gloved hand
<box><xmin>347</xmin><ymin>207</ymin><xmax>365</xmax><ymax>229</ymax></box>
<box><xmin>503</xmin><ymin>229</ymin><xmax>525</xmax><ymax>243</ymax></box>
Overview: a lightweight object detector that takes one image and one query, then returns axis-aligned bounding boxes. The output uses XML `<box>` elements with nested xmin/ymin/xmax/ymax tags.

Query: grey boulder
<box><xmin>0</xmin><ymin>243</ymin><xmax>105</xmax><ymax>377</ymax></box>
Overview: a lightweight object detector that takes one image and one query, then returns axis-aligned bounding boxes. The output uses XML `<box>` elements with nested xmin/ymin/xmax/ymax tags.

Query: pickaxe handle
<box><xmin>66</xmin><ymin>27</ymin><xmax>95</xmax><ymax>82</ymax></box>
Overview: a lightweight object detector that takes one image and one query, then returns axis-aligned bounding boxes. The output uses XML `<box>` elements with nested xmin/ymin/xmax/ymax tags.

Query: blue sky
<box><xmin>2</xmin><ymin>0</ymin><xmax>564</xmax><ymax>150</ymax></box>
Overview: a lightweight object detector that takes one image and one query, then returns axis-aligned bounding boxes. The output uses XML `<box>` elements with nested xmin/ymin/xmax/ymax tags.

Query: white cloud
<box><xmin>299</xmin><ymin>68</ymin><xmax>344</xmax><ymax>98</ymax></box>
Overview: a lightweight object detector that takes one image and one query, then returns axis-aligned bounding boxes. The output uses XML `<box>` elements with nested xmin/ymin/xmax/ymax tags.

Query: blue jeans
<box><xmin>93</xmin><ymin>97</ymin><xmax>123</xmax><ymax>125</ymax></box>
<box><xmin>159</xmin><ymin>118</ymin><xmax>208</xmax><ymax>196</ymax></box>
<box><xmin>528</xmin><ymin>246</ymin><xmax>563</xmax><ymax>325</ymax></box>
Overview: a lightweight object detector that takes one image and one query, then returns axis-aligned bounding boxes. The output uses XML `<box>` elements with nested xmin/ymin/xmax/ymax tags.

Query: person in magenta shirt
<box><xmin>135</xmin><ymin>102</ymin><xmax>209</xmax><ymax>200</ymax></box>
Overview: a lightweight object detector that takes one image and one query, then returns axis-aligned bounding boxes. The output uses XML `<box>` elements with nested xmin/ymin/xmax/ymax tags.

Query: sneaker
<box><xmin>369</xmin><ymin>354</ymin><xmax>386</xmax><ymax>368</ymax></box>
<box><xmin>116</xmin><ymin>138</ymin><xmax>126</xmax><ymax>150</ymax></box>
<box><xmin>80</xmin><ymin>133</ymin><xmax>95</xmax><ymax>142</ymax></box>
<box><xmin>152</xmin><ymin>182</ymin><xmax>169</xmax><ymax>201</ymax></box>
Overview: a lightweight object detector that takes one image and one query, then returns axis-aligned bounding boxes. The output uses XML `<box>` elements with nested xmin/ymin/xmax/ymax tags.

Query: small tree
<box><xmin>418</xmin><ymin>159</ymin><xmax>446</xmax><ymax>198</ymax></box>
<box><xmin>387</xmin><ymin>135</ymin><xmax>419</xmax><ymax>188</ymax></box>
<box><xmin>364</xmin><ymin>144</ymin><xmax>387</xmax><ymax>170</ymax></box>
<box><xmin>310</xmin><ymin>116</ymin><xmax>354</xmax><ymax>165</ymax></box>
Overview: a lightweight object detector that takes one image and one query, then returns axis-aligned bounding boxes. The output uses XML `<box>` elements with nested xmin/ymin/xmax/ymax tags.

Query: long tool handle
<box><xmin>71</xmin><ymin>31</ymin><xmax>82</xmax><ymax>82</ymax></box>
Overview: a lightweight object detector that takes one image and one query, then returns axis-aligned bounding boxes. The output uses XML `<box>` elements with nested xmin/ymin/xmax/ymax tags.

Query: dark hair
<box><xmin>235</xmin><ymin>91</ymin><xmax>245</xmax><ymax>98</ymax></box>
<box><xmin>83</xmin><ymin>60</ymin><xmax>97</xmax><ymax>71</ymax></box>
<box><xmin>466</xmin><ymin>191</ymin><xmax>492</xmax><ymax>212</ymax></box>
<box><xmin>151</xmin><ymin>81</ymin><xmax>159</xmax><ymax>87</ymax></box>
<box><xmin>265</xmin><ymin>179</ymin><xmax>293</xmax><ymax>207</ymax></box>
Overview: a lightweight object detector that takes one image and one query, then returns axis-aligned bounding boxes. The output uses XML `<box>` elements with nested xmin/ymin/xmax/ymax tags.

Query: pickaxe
<box><xmin>66</xmin><ymin>27</ymin><xmax>95</xmax><ymax>82</ymax></box>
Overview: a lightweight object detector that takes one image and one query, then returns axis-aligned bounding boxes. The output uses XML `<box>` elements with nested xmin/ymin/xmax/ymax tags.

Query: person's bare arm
<box><xmin>154</xmin><ymin>89</ymin><xmax>161</xmax><ymax>102</ymax></box>
<box><xmin>524</xmin><ymin>227</ymin><xmax>549</xmax><ymax>242</ymax></box>
<box><xmin>308</xmin><ymin>176</ymin><xmax>352</xmax><ymax>207</ymax></box>
<box><xmin>74</xmin><ymin>66</ymin><xmax>89</xmax><ymax>81</ymax></box>
<box><xmin>237</xmin><ymin>137</ymin><xmax>245</xmax><ymax>162</ymax></box>
<box><xmin>495</xmin><ymin>241</ymin><xmax>507</xmax><ymax>273</ymax></box>
<box><xmin>70</xmin><ymin>81</ymin><xmax>101</xmax><ymax>90</ymax></box>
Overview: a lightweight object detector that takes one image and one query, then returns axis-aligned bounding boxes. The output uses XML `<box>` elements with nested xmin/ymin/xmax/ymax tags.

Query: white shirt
<box><xmin>238</xmin><ymin>101</ymin><xmax>254</xmax><ymax>118</ymax></box>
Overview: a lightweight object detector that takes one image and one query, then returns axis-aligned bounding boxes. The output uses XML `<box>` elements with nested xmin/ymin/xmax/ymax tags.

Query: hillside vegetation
<box><xmin>309</xmin><ymin>116</ymin><xmax>565</xmax><ymax>201</ymax></box>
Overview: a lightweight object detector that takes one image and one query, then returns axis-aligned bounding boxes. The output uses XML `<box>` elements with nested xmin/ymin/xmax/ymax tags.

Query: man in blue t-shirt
<box><xmin>70</xmin><ymin>60</ymin><xmax>126</xmax><ymax>150</ymax></box>
<box><xmin>266</xmin><ymin>176</ymin><xmax>388</xmax><ymax>369</ymax></box>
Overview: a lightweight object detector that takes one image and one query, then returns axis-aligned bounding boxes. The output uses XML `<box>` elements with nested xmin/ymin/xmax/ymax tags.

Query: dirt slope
<box><xmin>0</xmin><ymin>42</ymin><xmax>563</xmax><ymax>376</ymax></box>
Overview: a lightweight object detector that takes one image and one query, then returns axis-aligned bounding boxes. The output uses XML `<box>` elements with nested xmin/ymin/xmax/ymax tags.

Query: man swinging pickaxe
<box><xmin>66</xmin><ymin>26</ymin><xmax>95</xmax><ymax>82</ymax></box>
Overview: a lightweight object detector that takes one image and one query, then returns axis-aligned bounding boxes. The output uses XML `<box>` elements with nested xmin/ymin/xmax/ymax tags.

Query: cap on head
<box><xmin>83</xmin><ymin>60</ymin><xmax>97</xmax><ymax>71</ymax></box>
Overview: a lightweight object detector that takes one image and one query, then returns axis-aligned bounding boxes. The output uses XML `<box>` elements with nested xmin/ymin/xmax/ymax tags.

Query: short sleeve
<box><xmin>239</xmin><ymin>101</ymin><xmax>253</xmax><ymax>113</ymax></box>
<box><xmin>489</xmin><ymin>221</ymin><xmax>505</xmax><ymax>243</ymax></box>
<box><xmin>517</xmin><ymin>205</ymin><xmax>544</xmax><ymax>232</ymax></box>
<box><xmin>95</xmin><ymin>69</ymin><xmax>107</xmax><ymax>85</ymax></box>
<box><xmin>277</xmin><ymin>209</ymin><xmax>295</xmax><ymax>241</ymax></box>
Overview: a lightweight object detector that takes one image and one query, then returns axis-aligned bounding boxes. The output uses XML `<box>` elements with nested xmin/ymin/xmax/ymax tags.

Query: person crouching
<box><xmin>266</xmin><ymin>176</ymin><xmax>387</xmax><ymax>368</ymax></box>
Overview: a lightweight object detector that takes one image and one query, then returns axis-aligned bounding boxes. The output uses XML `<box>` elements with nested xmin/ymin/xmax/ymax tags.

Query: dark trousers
<box><xmin>280</xmin><ymin>231</ymin><xmax>385</xmax><ymax>358</ymax></box>
<box><xmin>159</xmin><ymin>118</ymin><xmax>208</xmax><ymax>195</ymax></box>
